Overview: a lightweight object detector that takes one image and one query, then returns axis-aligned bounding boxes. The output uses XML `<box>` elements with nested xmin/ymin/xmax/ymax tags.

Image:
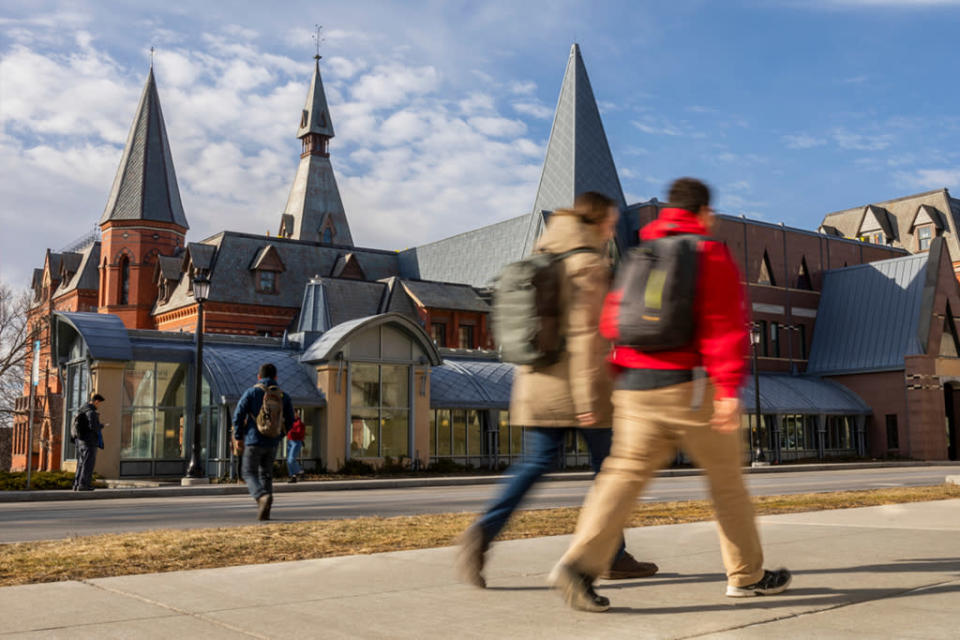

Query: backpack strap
<box><xmin>555</xmin><ymin>247</ymin><xmax>599</xmax><ymax>261</ymax></box>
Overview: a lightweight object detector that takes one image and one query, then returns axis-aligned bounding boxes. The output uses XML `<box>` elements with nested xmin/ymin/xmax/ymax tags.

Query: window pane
<box><xmin>467</xmin><ymin>410</ymin><xmax>482</xmax><ymax>456</ymax></box>
<box><xmin>300</xmin><ymin>408</ymin><xmax>315</xmax><ymax>458</ymax></box>
<box><xmin>452</xmin><ymin>410</ymin><xmax>466</xmax><ymax>455</ymax></box>
<box><xmin>381</xmin><ymin>365</ymin><xmax>409</xmax><ymax>408</ymax></box>
<box><xmin>350</xmin><ymin>408</ymin><xmax>379</xmax><ymax>457</ymax></box>
<box><xmin>124</xmin><ymin>362</ymin><xmax>155</xmax><ymax>407</ymax></box>
<box><xmin>121</xmin><ymin>409</ymin><xmax>155</xmax><ymax>458</ymax></box>
<box><xmin>351</xmin><ymin>364</ymin><xmax>379</xmax><ymax>408</ymax></box>
<box><xmin>437</xmin><ymin>409</ymin><xmax>451</xmax><ymax>455</ymax></box>
<box><xmin>381</xmin><ymin>410</ymin><xmax>408</xmax><ymax>458</ymax></box>
<box><xmin>157</xmin><ymin>408</ymin><xmax>184</xmax><ymax>458</ymax></box>
<box><xmin>511</xmin><ymin>425</ymin><xmax>524</xmax><ymax>456</ymax></box>
<box><xmin>156</xmin><ymin>363</ymin><xmax>186</xmax><ymax>407</ymax></box>
<box><xmin>498</xmin><ymin>411</ymin><xmax>509</xmax><ymax>455</ymax></box>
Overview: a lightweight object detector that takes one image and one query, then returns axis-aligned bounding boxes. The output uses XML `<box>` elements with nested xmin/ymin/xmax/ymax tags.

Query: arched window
<box><xmin>119</xmin><ymin>256</ymin><xmax>130</xmax><ymax>305</ymax></box>
<box><xmin>323</xmin><ymin>227</ymin><xmax>333</xmax><ymax>244</ymax></box>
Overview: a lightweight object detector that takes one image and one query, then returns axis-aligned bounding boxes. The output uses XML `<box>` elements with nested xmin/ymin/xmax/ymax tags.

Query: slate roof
<box><xmin>400</xmin><ymin>280</ymin><xmax>489</xmax><ymax>312</ymax></box>
<box><xmin>319</xmin><ymin>278</ymin><xmax>386</xmax><ymax>326</ymax></box>
<box><xmin>398</xmin><ymin>213</ymin><xmax>544</xmax><ymax>288</ymax></box>
<box><xmin>54</xmin><ymin>312</ymin><xmax>133</xmax><ymax>362</ymax></box>
<box><xmin>99</xmin><ymin>68</ymin><xmax>188</xmax><ymax>229</ymax></box>
<box><xmin>56</xmin><ymin>243</ymin><xmax>100</xmax><ymax>296</ymax></box>
<box><xmin>203</xmin><ymin>344</ymin><xmax>326</xmax><ymax>406</ymax></box>
<box><xmin>157</xmin><ymin>255</ymin><xmax>182</xmax><ymax>280</ymax></box>
<box><xmin>807</xmin><ymin>252</ymin><xmax>930</xmax><ymax>375</ymax></box>
<box><xmin>155</xmin><ymin>233</ymin><xmax>401</xmax><ymax>313</ymax></box>
<box><xmin>531</xmin><ymin>44</ymin><xmax>626</xmax><ymax>216</ymax></box>
<box><xmin>185</xmin><ymin>243</ymin><xmax>216</xmax><ymax>271</ymax></box>
<box><xmin>430</xmin><ymin>358</ymin><xmax>515</xmax><ymax>409</ymax></box>
<box><xmin>740</xmin><ymin>375</ymin><xmax>870</xmax><ymax>415</ymax></box>
<box><xmin>281</xmin><ymin>154</ymin><xmax>353</xmax><ymax>246</ymax></box>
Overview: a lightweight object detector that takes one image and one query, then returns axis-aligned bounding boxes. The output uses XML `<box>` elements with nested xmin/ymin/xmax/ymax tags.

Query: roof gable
<box><xmin>249</xmin><ymin>244</ymin><xmax>286</xmax><ymax>272</ymax></box>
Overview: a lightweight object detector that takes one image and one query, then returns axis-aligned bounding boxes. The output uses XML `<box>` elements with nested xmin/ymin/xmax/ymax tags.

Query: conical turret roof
<box><xmin>297</xmin><ymin>58</ymin><xmax>335</xmax><ymax>139</ymax></box>
<box><xmin>100</xmin><ymin>67</ymin><xmax>188</xmax><ymax>228</ymax></box>
<box><xmin>531</xmin><ymin>44</ymin><xmax>625</xmax><ymax>215</ymax></box>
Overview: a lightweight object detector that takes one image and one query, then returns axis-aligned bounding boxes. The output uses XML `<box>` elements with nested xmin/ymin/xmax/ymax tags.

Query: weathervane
<box><xmin>312</xmin><ymin>24</ymin><xmax>324</xmax><ymax>60</ymax></box>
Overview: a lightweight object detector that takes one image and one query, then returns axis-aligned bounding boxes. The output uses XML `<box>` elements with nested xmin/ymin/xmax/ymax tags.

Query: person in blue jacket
<box><xmin>233</xmin><ymin>363</ymin><xmax>295</xmax><ymax>520</ymax></box>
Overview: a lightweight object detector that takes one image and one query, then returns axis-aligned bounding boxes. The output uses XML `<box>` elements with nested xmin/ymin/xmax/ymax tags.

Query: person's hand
<box><xmin>710</xmin><ymin>397</ymin><xmax>741</xmax><ymax>433</ymax></box>
<box><xmin>576</xmin><ymin>412</ymin><xmax>597</xmax><ymax>427</ymax></box>
<box><xmin>233</xmin><ymin>439</ymin><xmax>245</xmax><ymax>455</ymax></box>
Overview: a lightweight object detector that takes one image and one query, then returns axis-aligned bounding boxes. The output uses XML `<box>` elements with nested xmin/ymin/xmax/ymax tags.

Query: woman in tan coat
<box><xmin>456</xmin><ymin>192</ymin><xmax>658</xmax><ymax>588</ymax></box>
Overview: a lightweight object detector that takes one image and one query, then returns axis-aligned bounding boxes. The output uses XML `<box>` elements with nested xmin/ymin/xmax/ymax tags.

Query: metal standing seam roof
<box><xmin>430</xmin><ymin>359</ymin><xmax>515</xmax><ymax>409</ymax></box>
<box><xmin>806</xmin><ymin>252</ymin><xmax>929</xmax><ymax>375</ymax></box>
<box><xmin>54</xmin><ymin>312</ymin><xmax>133</xmax><ymax>361</ymax></box>
<box><xmin>202</xmin><ymin>344</ymin><xmax>325</xmax><ymax>406</ymax></box>
<box><xmin>740</xmin><ymin>375</ymin><xmax>871</xmax><ymax>415</ymax></box>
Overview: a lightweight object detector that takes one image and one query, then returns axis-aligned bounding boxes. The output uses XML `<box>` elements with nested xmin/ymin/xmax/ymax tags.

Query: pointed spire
<box><xmin>531</xmin><ymin>43</ymin><xmax>626</xmax><ymax>215</ymax></box>
<box><xmin>280</xmin><ymin>59</ymin><xmax>353</xmax><ymax>246</ymax></box>
<box><xmin>100</xmin><ymin>68</ymin><xmax>188</xmax><ymax>229</ymax></box>
<box><xmin>297</xmin><ymin>58</ymin><xmax>335</xmax><ymax>139</ymax></box>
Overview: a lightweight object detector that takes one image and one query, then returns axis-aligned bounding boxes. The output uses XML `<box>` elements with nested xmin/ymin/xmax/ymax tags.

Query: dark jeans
<box><xmin>242</xmin><ymin>444</ymin><xmax>276</xmax><ymax>500</ymax></box>
<box><xmin>73</xmin><ymin>439</ymin><xmax>97</xmax><ymax>489</ymax></box>
<box><xmin>477</xmin><ymin>427</ymin><xmax>626</xmax><ymax>561</ymax></box>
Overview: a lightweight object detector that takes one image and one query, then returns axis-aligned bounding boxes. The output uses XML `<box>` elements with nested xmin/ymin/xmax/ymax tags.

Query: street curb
<box><xmin>2</xmin><ymin>460</ymin><xmax>956</xmax><ymax>503</ymax></box>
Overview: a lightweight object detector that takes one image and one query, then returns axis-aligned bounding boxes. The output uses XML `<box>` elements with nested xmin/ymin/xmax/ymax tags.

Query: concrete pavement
<box><xmin>2</xmin><ymin>499</ymin><xmax>958</xmax><ymax>639</ymax></box>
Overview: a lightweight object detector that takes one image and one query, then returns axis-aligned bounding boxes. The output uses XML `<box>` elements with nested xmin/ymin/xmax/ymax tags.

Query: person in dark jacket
<box><xmin>549</xmin><ymin>178</ymin><xmax>792</xmax><ymax>612</ymax></box>
<box><xmin>72</xmin><ymin>393</ymin><xmax>105</xmax><ymax>491</ymax></box>
<box><xmin>233</xmin><ymin>363</ymin><xmax>296</xmax><ymax>520</ymax></box>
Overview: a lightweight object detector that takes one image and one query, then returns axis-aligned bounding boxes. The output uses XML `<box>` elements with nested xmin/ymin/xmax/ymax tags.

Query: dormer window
<box><xmin>259</xmin><ymin>270</ymin><xmax>277</xmax><ymax>294</ymax></box>
<box><xmin>917</xmin><ymin>225</ymin><xmax>933</xmax><ymax>251</ymax></box>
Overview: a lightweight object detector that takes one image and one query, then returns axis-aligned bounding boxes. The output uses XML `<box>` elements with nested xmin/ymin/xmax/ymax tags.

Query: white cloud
<box><xmin>351</xmin><ymin>63</ymin><xmax>439</xmax><ymax>109</ymax></box>
<box><xmin>468</xmin><ymin>116</ymin><xmax>526</xmax><ymax>138</ymax></box>
<box><xmin>459</xmin><ymin>92</ymin><xmax>495</xmax><ymax>115</ymax></box>
<box><xmin>509</xmin><ymin>80</ymin><xmax>537</xmax><ymax>95</ymax></box>
<box><xmin>512</xmin><ymin>101</ymin><xmax>552</xmax><ymax>119</ymax></box>
<box><xmin>832</xmin><ymin>127</ymin><xmax>894</xmax><ymax>151</ymax></box>
<box><xmin>783</xmin><ymin>133</ymin><xmax>827</xmax><ymax>149</ymax></box>
<box><xmin>896</xmin><ymin>168</ymin><xmax>960</xmax><ymax>190</ymax></box>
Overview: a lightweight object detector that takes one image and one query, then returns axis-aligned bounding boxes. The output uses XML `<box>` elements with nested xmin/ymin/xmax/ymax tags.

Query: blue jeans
<box><xmin>241</xmin><ymin>444</ymin><xmax>276</xmax><ymax>500</ymax></box>
<box><xmin>73</xmin><ymin>439</ymin><xmax>97</xmax><ymax>489</ymax></box>
<box><xmin>477</xmin><ymin>427</ymin><xmax>626</xmax><ymax>561</ymax></box>
<box><xmin>287</xmin><ymin>440</ymin><xmax>303</xmax><ymax>476</ymax></box>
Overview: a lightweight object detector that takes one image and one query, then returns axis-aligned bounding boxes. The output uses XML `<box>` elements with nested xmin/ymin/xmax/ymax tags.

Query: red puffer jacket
<box><xmin>600</xmin><ymin>208</ymin><xmax>748</xmax><ymax>400</ymax></box>
<box><xmin>287</xmin><ymin>418</ymin><xmax>306</xmax><ymax>442</ymax></box>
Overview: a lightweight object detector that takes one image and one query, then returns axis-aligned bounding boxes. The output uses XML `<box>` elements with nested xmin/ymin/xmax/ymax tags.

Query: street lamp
<box><xmin>184</xmin><ymin>272</ymin><xmax>210</xmax><ymax>481</ymax></box>
<box><xmin>750</xmin><ymin>323</ymin><xmax>766</xmax><ymax>464</ymax></box>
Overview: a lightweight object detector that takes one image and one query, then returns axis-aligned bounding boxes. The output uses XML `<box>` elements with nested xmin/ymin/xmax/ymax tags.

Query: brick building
<box><xmin>10</xmin><ymin>43</ymin><xmax>960</xmax><ymax>478</ymax></box>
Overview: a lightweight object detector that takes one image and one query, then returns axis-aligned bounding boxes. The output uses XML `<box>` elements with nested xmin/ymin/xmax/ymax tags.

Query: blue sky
<box><xmin>4</xmin><ymin>0</ymin><xmax>960</xmax><ymax>286</ymax></box>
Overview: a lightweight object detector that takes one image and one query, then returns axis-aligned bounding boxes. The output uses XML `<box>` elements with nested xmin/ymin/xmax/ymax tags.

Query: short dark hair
<box><xmin>258</xmin><ymin>363</ymin><xmax>277</xmax><ymax>379</ymax></box>
<box><xmin>90</xmin><ymin>393</ymin><xmax>105</xmax><ymax>403</ymax></box>
<box><xmin>668</xmin><ymin>177</ymin><xmax>711</xmax><ymax>213</ymax></box>
<box><xmin>573</xmin><ymin>191</ymin><xmax>617</xmax><ymax>224</ymax></box>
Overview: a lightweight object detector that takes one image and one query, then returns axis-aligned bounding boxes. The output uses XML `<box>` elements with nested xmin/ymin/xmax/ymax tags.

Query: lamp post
<box><xmin>750</xmin><ymin>323</ymin><xmax>766</xmax><ymax>464</ymax></box>
<box><xmin>184</xmin><ymin>273</ymin><xmax>210</xmax><ymax>481</ymax></box>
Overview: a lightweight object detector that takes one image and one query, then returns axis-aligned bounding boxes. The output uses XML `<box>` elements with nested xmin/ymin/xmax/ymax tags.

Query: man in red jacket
<box><xmin>549</xmin><ymin>177</ymin><xmax>791</xmax><ymax>612</ymax></box>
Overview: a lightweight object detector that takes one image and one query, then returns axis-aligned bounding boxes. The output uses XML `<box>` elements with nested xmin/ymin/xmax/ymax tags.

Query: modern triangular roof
<box><xmin>100</xmin><ymin>67</ymin><xmax>188</xmax><ymax>229</ymax></box>
<box><xmin>531</xmin><ymin>43</ymin><xmax>626</xmax><ymax>216</ymax></box>
<box><xmin>297</xmin><ymin>57</ymin><xmax>335</xmax><ymax>139</ymax></box>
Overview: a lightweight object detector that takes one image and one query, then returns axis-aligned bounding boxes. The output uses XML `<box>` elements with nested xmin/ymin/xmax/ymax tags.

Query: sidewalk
<box><xmin>2</xmin><ymin>499</ymin><xmax>958</xmax><ymax>639</ymax></box>
<box><xmin>4</xmin><ymin>460</ymin><xmax>956</xmax><ymax>503</ymax></box>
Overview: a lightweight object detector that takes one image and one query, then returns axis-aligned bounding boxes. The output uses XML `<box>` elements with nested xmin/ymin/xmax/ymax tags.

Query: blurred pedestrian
<box><xmin>286</xmin><ymin>409</ymin><xmax>306</xmax><ymax>483</ymax></box>
<box><xmin>549</xmin><ymin>177</ymin><xmax>791</xmax><ymax>612</ymax></box>
<box><xmin>457</xmin><ymin>191</ymin><xmax>658</xmax><ymax>588</ymax></box>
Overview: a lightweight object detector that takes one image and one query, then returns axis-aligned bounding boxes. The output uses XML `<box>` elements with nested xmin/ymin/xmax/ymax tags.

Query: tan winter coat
<box><xmin>509</xmin><ymin>211</ymin><xmax>614</xmax><ymax>428</ymax></box>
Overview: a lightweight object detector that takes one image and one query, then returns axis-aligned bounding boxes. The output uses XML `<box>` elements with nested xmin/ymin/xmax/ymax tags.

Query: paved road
<box><xmin>0</xmin><ymin>466</ymin><xmax>954</xmax><ymax>543</ymax></box>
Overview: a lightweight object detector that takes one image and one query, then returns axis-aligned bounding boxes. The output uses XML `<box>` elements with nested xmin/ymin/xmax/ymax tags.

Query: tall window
<box><xmin>432</xmin><ymin>322</ymin><xmax>447</xmax><ymax>347</ymax></box>
<box><xmin>770</xmin><ymin>322</ymin><xmax>781</xmax><ymax>358</ymax></box>
<box><xmin>458</xmin><ymin>325</ymin><xmax>475</xmax><ymax>349</ymax></box>
<box><xmin>350</xmin><ymin>364</ymin><xmax>409</xmax><ymax>458</ymax></box>
<box><xmin>119</xmin><ymin>256</ymin><xmax>130</xmax><ymax>305</ymax></box>
<box><xmin>758</xmin><ymin>320</ymin><xmax>769</xmax><ymax>357</ymax></box>
<box><xmin>917</xmin><ymin>226</ymin><xmax>933</xmax><ymax>251</ymax></box>
<box><xmin>120</xmin><ymin>362</ymin><xmax>187</xmax><ymax>459</ymax></box>
<box><xmin>63</xmin><ymin>359</ymin><xmax>89</xmax><ymax>460</ymax></box>
<box><xmin>798</xmin><ymin>324</ymin><xmax>807</xmax><ymax>360</ymax></box>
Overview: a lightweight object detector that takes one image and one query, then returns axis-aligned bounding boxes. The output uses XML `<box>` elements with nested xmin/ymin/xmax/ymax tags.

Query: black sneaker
<box><xmin>548</xmin><ymin>563</ymin><xmax>610</xmax><ymax>612</ymax></box>
<box><xmin>726</xmin><ymin>568</ymin><xmax>792</xmax><ymax>597</ymax></box>
<box><xmin>257</xmin><ymin>494</ymin><xmax>273</xmax><ymax>521</ymax></box>
<box><xmin>288</xmin><ymin>476</ymin><xmax>298</xmax><ymax>484</ymax></box>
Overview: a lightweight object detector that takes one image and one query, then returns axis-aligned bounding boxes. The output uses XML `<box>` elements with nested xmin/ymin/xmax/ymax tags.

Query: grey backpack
<box><xmin>492</xmin><ymin>248</ymin><xmax>595</xmax><ymax>366</ymax></box>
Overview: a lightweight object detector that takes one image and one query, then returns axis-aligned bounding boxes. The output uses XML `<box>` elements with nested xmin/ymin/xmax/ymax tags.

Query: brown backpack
<box><xmin>255</xmin><ymin>384</ymin><xmax>286</xmax><ymax>438</ymax></box>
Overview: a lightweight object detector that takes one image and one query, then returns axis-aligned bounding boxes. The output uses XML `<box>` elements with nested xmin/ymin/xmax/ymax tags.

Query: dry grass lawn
<box><xmin>1</xmin><ymin>484</ymin><xmax>957</xmax><ymax>588</ymax></box>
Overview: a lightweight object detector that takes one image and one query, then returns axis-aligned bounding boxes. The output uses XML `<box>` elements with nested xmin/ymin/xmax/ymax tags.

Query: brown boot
<box><xmin>257</xmin><ymin>494</ymin><xmax>273</xmax><ymax>521</ymax></box>
<box><xmin>455</xmin><ymin>525</ymin><xmax>488</xmax><ymax>588</ymax></box>
<box><xmin>598</xmin><ymin>552</ymin><xmax>658</xmax><ymax>580</ymax></box>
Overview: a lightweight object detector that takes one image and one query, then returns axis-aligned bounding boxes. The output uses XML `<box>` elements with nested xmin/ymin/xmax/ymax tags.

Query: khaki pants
<box><xmin>559</xmin><ymin>381</ymin><xmax>764</xmax><ymax>587</ymax></box>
